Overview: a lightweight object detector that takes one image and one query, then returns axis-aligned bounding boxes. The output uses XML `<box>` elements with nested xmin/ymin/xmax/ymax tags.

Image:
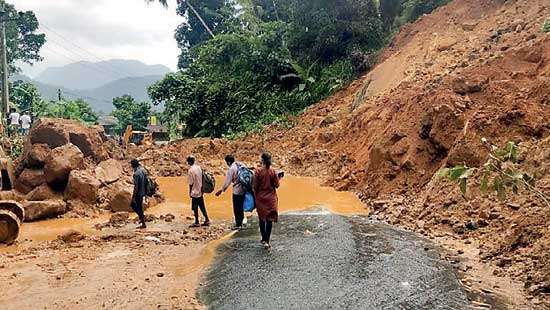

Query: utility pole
<box><xmin>57</xmin><ymin>89</ymin><xmax>62</xmax><ymax>101</ymax></box>
<box><xmin>0</xmin><ymin>5</ymin><xmax>22</xmax><ymax>136</ymax></box>
<box><xmin>0</xmin><ymin>3</ymin><xmax>9</xmax><ymax>133</ymax></box>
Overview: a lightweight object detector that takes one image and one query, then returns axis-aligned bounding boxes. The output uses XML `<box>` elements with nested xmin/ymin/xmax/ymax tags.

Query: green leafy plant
<box><xmin>439</xmin><ymin>139</ymin><xmax>549</xmax><ymax>207</ymax></box>
<box><xmin>7</xmin><ymin>136</ymin><xmax>23</xmax><ymax>160</ymax></box>
<box><xmin>543</xmin><ymin>20</ymin><xmax>550</xmax><ymax>33</ymax></box>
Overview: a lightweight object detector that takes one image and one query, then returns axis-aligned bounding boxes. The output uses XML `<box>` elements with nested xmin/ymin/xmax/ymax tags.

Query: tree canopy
<box><xmin>111</xmin><ymin>95</ymin><xmax>152</xmax><ymax>134</ymax></box>
<box><xmin>1</xmin><ymin>0</ymin><xmax>46</xmax><ymax>72</ymax></box>
<box><xmin>9</xmin><ymin>81</ymin><xmax>99</xmax><ymax>124</ymax></box>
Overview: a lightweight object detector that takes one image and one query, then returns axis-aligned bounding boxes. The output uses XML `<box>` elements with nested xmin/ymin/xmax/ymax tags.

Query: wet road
<box><xmin>200</xmin><ymin>210</ymin><xmax>470</xmax><ymax>310</ymax></box>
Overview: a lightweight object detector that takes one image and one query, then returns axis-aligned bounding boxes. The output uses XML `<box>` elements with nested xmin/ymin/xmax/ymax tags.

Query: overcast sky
<box><xmin>11</xmin><ymin>0</ymin><xmax>182</xmax><ymax>78</ymax></box>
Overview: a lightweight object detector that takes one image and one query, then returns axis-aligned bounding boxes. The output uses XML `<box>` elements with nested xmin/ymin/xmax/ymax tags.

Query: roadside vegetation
<box><xmin>148</xmin><ymin>0</ymin><xmax>452</xmax><ymax>138</ymax></box>
<box><xmin>9</xmin><ymin>81</ymin><xmax>98</xmax><ymax>125</ymax></box>
<box><xmin>439</xmin><ymin>140</ymin><xmax>550</xmax><ymax>208</ymax></box>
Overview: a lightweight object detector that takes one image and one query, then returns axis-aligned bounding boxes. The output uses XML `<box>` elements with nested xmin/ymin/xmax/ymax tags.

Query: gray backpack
<box><xmin>202</xmin><ymin>170</ymin><xmax>216</xmax><ymax>194</ymax></box>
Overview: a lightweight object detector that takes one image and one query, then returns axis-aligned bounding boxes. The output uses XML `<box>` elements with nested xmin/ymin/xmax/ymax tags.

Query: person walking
<box><xmin>187</xmin><ymin>155</ymin><xmax>210</xmax><ymax>228</ymax></box>
<box><xmin>253</xmin><ymin>152</ymin><xmax>281</xmax><ymax>250</ymax></box>
<box><xmin>20</xmin><ymin>111</ymin><xmax>32</xmax><ymax>135</ymax></box>
<box><xmin>131</xmin><ymin>159</ymin><xmax>147</xmax><ymax>229</ymax></box>
<box><xmin>8</xmin><ymin>108</ymin><xmax>20</xmax><ymax>137</ymax></box>
<box><xmin>216</xmin><ymin>155</ymin><xmax>246</xmax><ymax>230</ymax></box>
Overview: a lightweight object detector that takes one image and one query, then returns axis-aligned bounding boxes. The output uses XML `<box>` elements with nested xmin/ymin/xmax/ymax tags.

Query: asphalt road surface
<box><xmin>200</xmin><ymin>210</ymin><xmax>470</xmax><ymax>310</ymax></box>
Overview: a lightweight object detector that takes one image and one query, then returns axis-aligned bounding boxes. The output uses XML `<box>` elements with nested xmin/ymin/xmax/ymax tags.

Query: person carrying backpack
<box><xmin>131</xmin><ymin>159</ymin><xmax>147</xmax><ymax>229</ymax></box>
<box><xmin>216</xmin><ymin>155</ymin><xmax>251</xmax><ymax>230</ymax></box>
<box><xmin>187</xmin><ymin>155</ymin><xmax>210</xmax><ymax>228</ymax></box>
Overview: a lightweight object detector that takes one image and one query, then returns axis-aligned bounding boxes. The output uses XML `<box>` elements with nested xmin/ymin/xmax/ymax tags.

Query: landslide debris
<box><xmin>12</xmin><ymin>118</ymin><xmax>163</xmax><ymax>222</ymax></box>
<box><xmin>136</xmin><ymin>0</ymin><xmax>549</xmax><ymax>305</ymax></box>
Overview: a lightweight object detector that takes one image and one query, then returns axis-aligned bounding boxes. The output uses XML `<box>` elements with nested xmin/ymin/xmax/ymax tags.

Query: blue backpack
<box><xmin>243</xmin><ymin>192</ymin><xmax>255</xmax><ymax>212</ymax></box>
<box><xmin>237</xmin><ymin>163</ymin><xmax>253</xmax><ymax>192</ymax></box>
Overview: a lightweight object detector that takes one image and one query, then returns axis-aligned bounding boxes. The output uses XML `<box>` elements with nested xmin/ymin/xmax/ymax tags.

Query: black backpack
<box><xmin>144</xmin><ymin>168</ymin><xmax>158</xmax><ymax>197</ymax></box>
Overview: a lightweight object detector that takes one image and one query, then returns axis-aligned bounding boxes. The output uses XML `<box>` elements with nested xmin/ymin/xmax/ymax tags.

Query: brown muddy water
<box><xmin>5</xmin><ymin>176</ymin><xmax>367</xmax><ymax>247</ymax></box>
<box><xmin>157</xmin><ymin>176</ymin><xmax>368</xmax><ymax>219</ymax></box>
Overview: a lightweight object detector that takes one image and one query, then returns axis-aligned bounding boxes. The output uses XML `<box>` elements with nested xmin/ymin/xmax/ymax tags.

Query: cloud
<box><xmin>11</xmin><ymin>0</ymin><xmax>182</xmax><ymax>77</ymax></box>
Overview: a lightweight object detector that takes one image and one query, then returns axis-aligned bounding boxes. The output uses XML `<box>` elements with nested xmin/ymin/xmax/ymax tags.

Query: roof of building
<box><xmin>98</xmin><ymin>115</ymin><xmax>118</xmax><ymax>126</ymax></box>
<box><xmin>147</xmin><ymin>124</ymin><xmax>168</xmax><ymax>133</ymax></box>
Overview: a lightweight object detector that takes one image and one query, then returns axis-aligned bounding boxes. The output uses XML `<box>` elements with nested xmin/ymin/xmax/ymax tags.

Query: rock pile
<box><xmin>11</xmin><ymin>118</ymin><xmax>160</xmax><ymax>221</ymax></box>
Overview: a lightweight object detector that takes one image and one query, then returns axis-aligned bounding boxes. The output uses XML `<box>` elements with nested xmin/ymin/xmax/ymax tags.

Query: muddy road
<box><xmin>200</xmin><ymin>211</ymin><xmax>470</xmax><ymax>309</ymax></box>
<box><xmin>0</xmin><ymin>176</ymin><xmax>517</xmax><ymax>309</ymax></box>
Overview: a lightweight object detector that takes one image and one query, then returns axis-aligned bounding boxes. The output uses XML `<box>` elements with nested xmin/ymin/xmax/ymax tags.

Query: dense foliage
<box><xmin>44</xmin><ymin>99</ymin><xmax>99</xmax><ymax>124</ymax></box>
<box><xmin>9</xmin><ymin>81</ymin><xmax>98</xmax><ymax>124</ymax></box>
<box><xmin>111</xmin><ymin>95</ymin><xmax>152</xmax><ymax>134</ymax></box>
<box><xmin>0</xmin><ymin>0</ymin><xmax>46</xmax><ymax>72</ymax></box>
<box><xmin>150</xmin><ymin>0</ymin><xmax>451</xmax><ymax>138</ymax></box>
<box><xmin>380</xmin><ymin>0</ymin><xmax>452</xmax><ymax>32</ymax></box>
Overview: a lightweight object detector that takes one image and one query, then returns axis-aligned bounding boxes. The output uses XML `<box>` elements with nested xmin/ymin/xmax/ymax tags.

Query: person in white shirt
<box><xmin>8</xmin><ymin>108</ymin><xmax>20</xmax><ymax>136</ymax></box>
<box><xmin>187</xmin><ymin>155</ymin><xmax>210</xmax><ymax>227</ymax></box>
<box><xmin>20</xmin><ymin>111</ymin><xmax>32</xmax><ymax>135</ymax></box>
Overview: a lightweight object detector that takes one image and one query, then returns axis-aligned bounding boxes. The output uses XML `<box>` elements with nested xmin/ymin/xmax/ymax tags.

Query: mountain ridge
<box><xmin>35</xmin><ymin>59</ymin><xmax>170</xmax><ymax>90</ymax></box>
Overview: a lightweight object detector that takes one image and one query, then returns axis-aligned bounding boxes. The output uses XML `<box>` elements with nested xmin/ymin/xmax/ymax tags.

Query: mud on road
<box><xmin>0</xmin><ymin>219</ymin><xmax>228</xmax><ymax>310</ymax></box>
<box><xmin>200</xmin><ymin>211</ymin><xmax>470</xmax><ymax>310</ymax></box>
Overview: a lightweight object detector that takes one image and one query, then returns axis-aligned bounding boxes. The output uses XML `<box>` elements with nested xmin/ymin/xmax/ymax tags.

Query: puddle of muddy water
<box><xmin>156</xmin><ymin>176</ymin><xmax>368</xmax><ymax>220</ymax></box>
<box><xmin>1</xmin><ymin>176</ymin><xmax>366</xmax><ymax>250</ymax></box>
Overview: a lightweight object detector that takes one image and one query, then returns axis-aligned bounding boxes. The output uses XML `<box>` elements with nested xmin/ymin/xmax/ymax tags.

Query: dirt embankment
<box><xmin>137</xmin><ymin>0</ymin><xmax>549</xmax><ymax>306</ymax></box>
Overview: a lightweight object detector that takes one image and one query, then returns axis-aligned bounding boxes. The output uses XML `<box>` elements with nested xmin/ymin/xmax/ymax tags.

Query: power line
<box><xmin>41</xmin><ymin>23</ymin><xmax>137</xmax><ymax>78</ymax></box>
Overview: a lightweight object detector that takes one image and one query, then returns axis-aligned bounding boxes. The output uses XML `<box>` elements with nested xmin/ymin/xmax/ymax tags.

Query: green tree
<box><xmin>43</xmin><ymin>99</ymin><xmax>98</xmax><ymax>124</ymax></box>
<box><xmin>112</xmin><ymin>95</ymin><xmax>151</xmax><ymax>134</ymax></box>
<box><xmin>379</xmin><ymin>0</ymin><xmax>401</xmax><ymax>32</ymax></box>
<box><xmin>9</xmin><ymin>80</ymin><xmax>47</xmax><ymax>114</ymax></box>
<box><xmin>1</xmin><ymin>1</ymin><xmax>46</xmax><ymax>72</ymax></box>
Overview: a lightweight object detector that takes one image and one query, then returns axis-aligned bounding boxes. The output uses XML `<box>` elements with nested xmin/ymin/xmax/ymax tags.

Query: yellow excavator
<box><xmin>122</xmin><ymin>124</ymin><xmax>153</xmax><ymax>147</ymax></box>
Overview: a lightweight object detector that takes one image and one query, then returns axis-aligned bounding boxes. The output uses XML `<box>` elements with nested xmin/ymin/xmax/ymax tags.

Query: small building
<box><xmin>98</xmin><ymin>116</ymin><xmax>118</xmax><ymax>137</ymax></box>
<box><xmin>146</xmin><ymin>124</ymin><xmax>169</xmax><ymax>142</ymax></box>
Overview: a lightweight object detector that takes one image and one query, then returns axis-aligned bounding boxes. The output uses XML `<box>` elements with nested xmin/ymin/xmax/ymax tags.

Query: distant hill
<box><xmin>13</xmin><ymin>73</ymin><xmax>164</xmax><ymax>113</ymax></box>
<box><xmin>71</xmin><ymin>75</ymin><xmax>164</xmax><ymax>113</ymax></box>
<box><xmin>35</xmin><ymin>59</ymin><xmax>170</xmax><ymax>90</ymax></box>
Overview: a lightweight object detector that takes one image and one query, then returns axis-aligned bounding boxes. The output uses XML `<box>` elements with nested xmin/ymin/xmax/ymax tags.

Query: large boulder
<box><xmin>15</xmin><ymin>169</ymin><xmax>46</xmax><ymax>194</ymax></box>
<box><xmin>26</xmin><ymin>184</ymin><xmax>60</xmax><ymax>201</ymax></box>
<box><xmin>29</xmin><ymin>118</ymin><xmax>108</xmax><ymax>161</ymax></box>
<box><xmin>23</xmin><ymin>200</ymin><xmax>67</xmax><ymax>222</ymax></box>
<box><xmin>29</xmin><ymin>119</ymin><xmax>69</xmax><ymax>148</ymax></box>
<box><xmin>25</xmin><ymin>144</ymin><xmax>51</xmax><ymax>168</ymax></box>
<box><xmin>95</xmin><ymin>159</ymin><xmax>123</xmax><ymax>185</ymax></box>
<box><xmin>65</xmin><ymin>170</ymin><xmax>101</xmax><ymax>203</ymax></box>
<box><xmin>110</xmin><ymin>183</ymin><xmax>134</xmax><ymax>212</ymax></box>
<box><xmin>44</xmin><ymin>144</ymin><xmax>84</xmax><ymax>188</ymax></box>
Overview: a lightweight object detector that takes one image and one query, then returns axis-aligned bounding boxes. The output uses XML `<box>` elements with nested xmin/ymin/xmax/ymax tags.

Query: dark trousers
<box><xmin>232</xmin><ymin>194</ymin><xmax>245</xmax><ymax>227</ymax></box>
<box><xmin>259</xmin><ymin>219</ymin><xmax>273</xmax><ymax>243</ymax></box>
<box><xmin>131</xmin><ymin>195</ymin><xmax>145</xmax><ymax>224</ymax></box>
<box><xmin>191</xmin><ymin>196</ymin><xmax>209</xmax><ymax>223</ymax></box>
